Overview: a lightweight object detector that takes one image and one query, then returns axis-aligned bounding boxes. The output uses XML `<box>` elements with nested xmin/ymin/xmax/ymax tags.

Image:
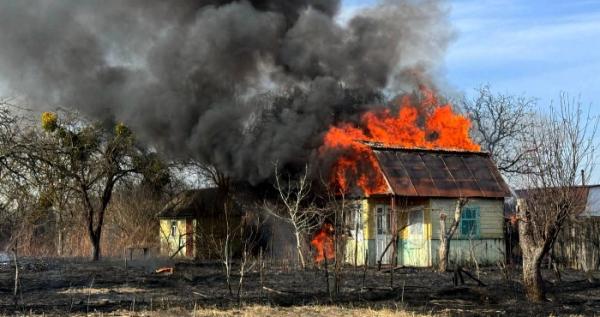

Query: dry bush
<box><xmin>5</xmin><ymin>184</ymin><xmax>166</xmax><ymax>259</ymax></box>
<box><xmin>104</xmin><ymin>185</ymin><xmax>165</xmax><ymax>255</ymax></box>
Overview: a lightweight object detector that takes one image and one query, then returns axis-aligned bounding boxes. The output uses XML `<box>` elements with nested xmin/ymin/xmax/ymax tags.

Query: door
<box><xmin>402</xmin><ymin>209</ymin><xmax>428</xmax><ymax>266</ymax></box>
<box><xmin>375</xmin><ymin>205</ymin><xmax>392</xmax><ymax>265</ymax></box>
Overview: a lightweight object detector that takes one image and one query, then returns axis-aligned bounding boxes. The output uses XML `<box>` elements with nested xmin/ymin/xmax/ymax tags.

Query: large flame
<box><xmin>321</xmin><ymin>89</ymin><xmax>480</xmax><ymax>195</ymax></box>
<box><xmin>311</xmin><ymin>222</ymin><xmax>335</xmax><ymax>263</ymax></box>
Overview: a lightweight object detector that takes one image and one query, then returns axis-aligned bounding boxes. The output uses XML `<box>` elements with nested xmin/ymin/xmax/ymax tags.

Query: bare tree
<box><xmin>438</xmin><ymin>198</ymin><xmax>468</xmax><ymax>272</ymax></box>
<box><xmin>236</xmin><ymin>222</ymin><xmax>258</xmax><ymax>306</ymax></box>
<box><xmin>26</xmin><ymin>111</ymin><xmax>141</xmax><ymax>261</ymax></box>
<box><xmin>267</xmin><ymin>164</ymin><xmax>322</xmax><ymax>269</ymax></box>
<box><xmin>0</xmin><ymin>100</ymin><xmax>23</xmax><ymax>173</ymax></box>
<box><xmin>517</xmin><ymin>94</ymin><xmax>597</xmax><ymax>301</ymax></box>
<box><xmin>462</xmin><ymin>85</ymin><xmax>535</xmax><ymax>175</ymax></box>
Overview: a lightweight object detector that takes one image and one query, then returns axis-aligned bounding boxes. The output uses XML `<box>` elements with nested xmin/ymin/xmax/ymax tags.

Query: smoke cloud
<box><xmin>0</xmin><ymin>0</ymin><xmax>453</xmax><ymax>184</ymax></box>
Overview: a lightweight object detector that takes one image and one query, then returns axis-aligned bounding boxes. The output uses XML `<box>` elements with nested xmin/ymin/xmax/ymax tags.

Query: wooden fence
<box><xmin>553</xmin><ymin>218</ymin><xmax>600</xmax><ymax>271</ymax></box>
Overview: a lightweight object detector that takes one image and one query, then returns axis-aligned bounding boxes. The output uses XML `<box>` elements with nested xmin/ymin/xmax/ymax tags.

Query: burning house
<box><xmin>321</xmin><ymin>93</ymin><xmax>511</xmax><ymax>267</ymax></box>
<box><xmin>344</xmin><ymin>145</ymin><xmax>511</xmax><ymax>267</ymax></box>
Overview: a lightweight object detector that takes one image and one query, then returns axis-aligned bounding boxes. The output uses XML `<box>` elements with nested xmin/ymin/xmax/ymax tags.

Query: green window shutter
<box><xmin>460</xmin><ymin>206</ymin><xmax>480</xmax><ymax>239</ymax></box>
<box><xmin>475</xmin><ymin>207</ymin><xmax>481</xmax><ymax>238</ymax></box>
<box><xmin>460</xmin><ymin>216</ymin><xmax>468</xmax><ymax>237</ymax></box>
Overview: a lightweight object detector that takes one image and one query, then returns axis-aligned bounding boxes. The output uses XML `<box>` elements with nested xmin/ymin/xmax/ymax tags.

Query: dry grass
<box><xmin>16</xmin><ymin>306</ymin><xmax>594</xmax><ymax>317</ymax></box>
<box><xmin>37</xmin><ymin>305</ymin><xmax>441</xmax><ymax>317</ymax></box>
<box><xmin>165</xmin><ymin>306</ymin><xmax>434</xmax><ymax>317</ymax></box>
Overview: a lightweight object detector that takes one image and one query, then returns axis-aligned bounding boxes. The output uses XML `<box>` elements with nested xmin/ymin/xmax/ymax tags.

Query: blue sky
<box><xmin>343</xmin><ymin>0</ymin><xmax>600</xmax><ymax>182</ymax></box>
<box><xmin>342</xmin><ymin>0</ymin><xmax>600</xmax><ymax>108</ymax></box>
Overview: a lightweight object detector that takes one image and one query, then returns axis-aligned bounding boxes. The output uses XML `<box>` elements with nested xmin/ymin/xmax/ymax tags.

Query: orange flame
<box><xmin>321</xmin><ymin>89</ymin><xmax>480</xmax><ymax>195</ymax></box>
<box><xmin>310</xmin><ymin>222</ymin><xmax>335</xmax><ymax>263</ymax></box>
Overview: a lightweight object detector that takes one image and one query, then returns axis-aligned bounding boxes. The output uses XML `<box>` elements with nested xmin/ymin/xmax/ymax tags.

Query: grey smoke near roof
<box><xmin>0</xmin><ymin>0</ymin><xmax>453</xmax><ymax>184</ymax></box>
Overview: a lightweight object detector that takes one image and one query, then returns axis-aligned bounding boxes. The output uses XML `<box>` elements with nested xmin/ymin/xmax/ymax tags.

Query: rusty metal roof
<box><xmin>372</xmin><ymin>146</ymin><xmax>511</xmax><ymax>198</ymax></box>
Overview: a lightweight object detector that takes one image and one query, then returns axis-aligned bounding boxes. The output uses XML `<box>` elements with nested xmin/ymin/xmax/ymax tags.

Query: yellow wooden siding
<box><xmin>396</xmin><ymin>200</ymin><xmax>431</xmax><ymax>239</ymax></box>
<box><xmin>360</xmin><ymin>198</ymin><xmax>503</xmax><ymax>240</ymax></box>
<box><xmin>397</xmin><ymin>202</ymin><xmax>432</xmax><ymax>267</ymax></box>
<box><xmin>362</xmin><ymin>198</ymin><xmax>435</xmax><ymax>240</ymax></box>
<box><xmin>347</xmin><ymin>197</ymin><xmax>504</xmax><ymax>267</ymax></box>
<box><xmin>429</xmin><ymin>198</ymin><xmax>504</xmax><ymax>239</ymax></box>
<box><xmin>424</xmin><ymin>203</ymin><xmax>432</xmax><ymax>240</ymax></box>
<box><xmin>425</xmin><ymin>206</ymin><xmax>432</xmax><ymax>266</ymax></box>
<box><xmin>362</xmin><ymin>199</ymin><xmax>372</xmax><ymax>240</ymax></box>
<box><xmin>345</xmin><ymin>238</ymin><xmax>366</xmax><ymax>265</ymax></box>
<box><xmin>398</xmin><ymin>212</ymin><xmax>408</xmax><ymax>239</ymax></box>
<box><xmin>159</xmin><ymin>219</ymin><xmax>193</xmax><ymax>258</ymax></box>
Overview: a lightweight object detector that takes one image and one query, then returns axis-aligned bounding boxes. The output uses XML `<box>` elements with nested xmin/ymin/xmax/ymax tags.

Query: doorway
<box><xmin>401</xmin><ymin>208</ymin><xmax>429</xmax><ymax>266</ymax></box>
<box><xmin>375</xmin><ymin>205</ymin><xmax>392</xmax><ymax>264</ymax></box>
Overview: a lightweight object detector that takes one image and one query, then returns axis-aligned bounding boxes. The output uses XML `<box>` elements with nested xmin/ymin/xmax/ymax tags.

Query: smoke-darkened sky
<box><xmin>0</xmin><ymin>0</ymin><xmax>454</xmax><ymax>184</ymax></box>
<box><xmin>3</xmin><ymin>0</ymin><xmax>598</xmax><ymax>183</ymax></box>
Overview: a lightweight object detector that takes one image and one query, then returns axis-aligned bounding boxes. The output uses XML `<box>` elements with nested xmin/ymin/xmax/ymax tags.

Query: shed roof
<box><xmin>158</xmin><ymin>188</ymin><xmax>228</xmax><ymax>219</ymax></box>
<box><xmin>585</xmin><ymin>186</ymin><xmax>600</xmax><ymax>216</ymax></box>
<box><xmin>371</xmin><ymin>146</ymin><xmax>511</xmax><ymax>198</ymax></box>
<box><xmin>515</xmin><ymin>185</ymin><xmax>600</xmax><ymax>217</ymax></box>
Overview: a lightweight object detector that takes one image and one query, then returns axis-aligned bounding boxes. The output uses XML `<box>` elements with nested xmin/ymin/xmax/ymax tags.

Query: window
<box><xmin>346</xmin><ymin>202</ymin><xmax>362</xmax><ymax>228</ymax></box>
<box><xmin>347</xmin><ymin>203</ymin><xmax>363</xmax><ymax>240</ymax></box>
<box><xmin>408</xmin><ymin>209</ymin><xmax>423</xmax><ymax>236</ymax></box>
<box><xmin>376</xmin><ymin>206</ymin><xmax>385</xmax><ymax>234</ymax></box>
<box><xmin>460</xmin><ymin>206</ymin><xmax>480</xmax><ymax>238</ymax></box>
<box><xmin>355</xmin><ymin>204</ymin><xmax>363</xmax><ymax>228</ymax></box>
<box><xmin>170</xmin><ymin>220</ymin><xmax>177</xmax><ymax>237</ymax></box>
<box><xmin>376</xmin><ymin>205</ymin><xmax>391</xmax><ymax>235</ymax></box>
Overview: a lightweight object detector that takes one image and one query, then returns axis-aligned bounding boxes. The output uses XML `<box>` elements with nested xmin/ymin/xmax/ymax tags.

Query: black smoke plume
<box><xmin>0</xmin><ymin>0</ymin><xmax>452</xmax><ymax>184</ymax></box>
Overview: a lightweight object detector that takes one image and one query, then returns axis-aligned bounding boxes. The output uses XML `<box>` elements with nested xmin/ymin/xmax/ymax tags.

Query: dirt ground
<box><xmin>0</xmin><ymin>257</ymin><xmax>599</xmax><ymax>316</ymax></box>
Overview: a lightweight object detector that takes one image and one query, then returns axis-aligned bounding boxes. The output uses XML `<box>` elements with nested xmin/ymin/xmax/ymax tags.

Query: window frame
<box><xmin>170</xmin><ymin>220</ymin><xmax>178</xmax><ymax>237</ymax></box>
<box><xmin>375</xmin><ymin>205</ymin><xmax>391</xmax><ymax>235</ymax></box>
<box><xmin>376</xmin><ymin>206</ymin><xmax>384</xmax><ymax>235</ymax></box>
<box><xmin>459</xmin><ymin>206</ymin><xmax>480</xmax><ymax>239</ymax></box>
<box><xmin>408</xmin><ymin>208</ymin><xmax>424</xmax><ymax>237</ymax></box>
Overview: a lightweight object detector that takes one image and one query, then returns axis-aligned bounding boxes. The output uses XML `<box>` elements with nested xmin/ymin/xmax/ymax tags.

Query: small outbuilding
<box><xmin>158</xmin><ymin>188</ymin><xmax>240</xmax><ymax>259</ymax></box>
<box><xmin>515</xmin><ymin>185</ymin><xmax>600</xmax><ymax>271</ymax></box>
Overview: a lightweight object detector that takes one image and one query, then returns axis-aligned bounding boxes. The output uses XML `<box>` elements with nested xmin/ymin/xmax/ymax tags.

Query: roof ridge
<box><xmin>359</xmin><ymin>140</ymin><xmax>489</xmax><ymax>155</ymax></box>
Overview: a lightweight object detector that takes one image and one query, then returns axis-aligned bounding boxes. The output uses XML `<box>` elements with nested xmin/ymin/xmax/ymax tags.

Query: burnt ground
<box><xmin>0</xmin><ymin>257</ymin><xmax>599</xmax><ymax>316</ymax></box>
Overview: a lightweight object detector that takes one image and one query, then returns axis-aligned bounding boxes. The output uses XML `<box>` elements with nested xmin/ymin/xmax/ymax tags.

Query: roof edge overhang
<box><xmin>361</xmin><ymin>141</ymin><xmax>490</xmax><ymax>156</ymax></box>
<box><xmin>355</xmin><ymin>194</ymin><xmax>508</xmax><ymax>200</ymax></box>
<box><xmin>157</xmin><ymin>215</ymin><xmax>194</xmax><ymax>220</ymax></box>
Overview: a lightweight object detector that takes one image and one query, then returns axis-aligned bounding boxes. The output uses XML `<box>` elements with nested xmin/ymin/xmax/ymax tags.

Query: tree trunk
<box><xmin>294</xmin><ymin>230</ymin><xmax>305</xmax><ymax>269</ymax></box>
<box><xmin>438</xmin><ymin>199</ymin><xmax>466</xmax><ymax>272</ymax></box>
<box><xmin>522</xmin><ymin>248</ymin><xmax>544</xmax><ymax>302</ymax></box>
<box><xmin>91</xmin><ymin>232</ymin><xmax>101</xmax><ymax>261</ymax></box>
<box><xmin>83</xmin><ymin>187</ymin><xmax>102</xmax><ymax>261</ymax></box>
<box><xmin>438</xmin><ymin>235</ymin><xmax>450</xmax><ymax>272</ymax></box>
<box><xmin>56</xmin><ymin>210</ymin><xmax>62</xmax><ymax>256</ymax></box>
<box><xmin>89</xmin><ymin>209</ymin><xmax>107</xmax><ymax>261</ymax></box>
